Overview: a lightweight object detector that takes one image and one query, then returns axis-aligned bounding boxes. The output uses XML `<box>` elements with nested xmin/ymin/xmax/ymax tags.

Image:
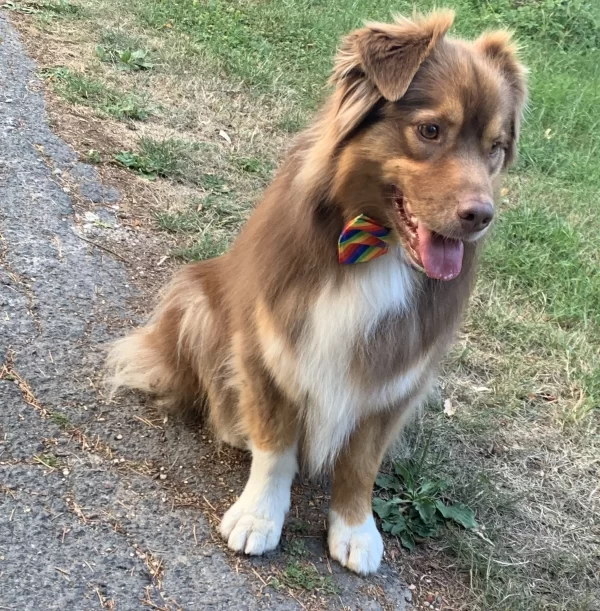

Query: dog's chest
<box><xmin>294</xmin><ymin>253</ymin><xmax>431</xmax><ymax>471</ymax></box>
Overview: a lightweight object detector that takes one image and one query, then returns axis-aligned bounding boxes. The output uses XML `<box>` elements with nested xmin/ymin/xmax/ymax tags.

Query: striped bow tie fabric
<box><xmin>338</xmin><ymin>214</ymin><xmax>392</xmax><ymax>264</ymax></box>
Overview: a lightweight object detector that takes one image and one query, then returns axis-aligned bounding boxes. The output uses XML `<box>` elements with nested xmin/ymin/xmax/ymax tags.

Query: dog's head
<box><xmin>327</xmin><ymin>11</ymin><xmax>527</xmax><ymax>280</ymax></box>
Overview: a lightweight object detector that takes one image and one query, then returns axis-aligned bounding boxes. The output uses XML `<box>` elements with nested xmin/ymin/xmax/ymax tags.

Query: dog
<box><xmin>107</xmin><ymin>10</ymin><xmax>526</xmax><ymax>575</ymax></box>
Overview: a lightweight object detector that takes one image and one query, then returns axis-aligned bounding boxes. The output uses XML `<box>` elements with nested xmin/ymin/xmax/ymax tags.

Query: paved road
<box><xmin>0</xmin><ymin>13</ymin><xmax>410</xmax><ymax>610</ymax></box>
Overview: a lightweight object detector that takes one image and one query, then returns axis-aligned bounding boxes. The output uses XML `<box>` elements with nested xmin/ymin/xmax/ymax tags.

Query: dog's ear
<box><xmin>333</xmin><ymin>10</ymin><xmax>454</xmax><ymax>101</ymax></box>
<box><xmin>475</xmin><ymin>31</ymin><xmax>528</xmax><ymax>166</ymax></box>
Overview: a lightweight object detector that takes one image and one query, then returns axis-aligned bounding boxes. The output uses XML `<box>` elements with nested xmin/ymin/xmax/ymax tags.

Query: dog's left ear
<box><xmin>475</xmin><ymin>31</ymin><xmax>528</xmax><ymax>166</ymax></box>
<box><xmin>334</xmin><ymin>10</ymin><xmax>454</xmax><ymax>101</ymax></box>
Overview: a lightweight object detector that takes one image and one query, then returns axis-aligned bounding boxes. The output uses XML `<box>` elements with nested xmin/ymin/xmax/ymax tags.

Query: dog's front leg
<box><xmin>219</xmin><ymin>371</ymin><xmax>298</xmax><ymax>555</ymax></box>
<box><xmin>328</xmin><ymin>410</ymin><xmax>405</xmax><ymax>575</ymax></box>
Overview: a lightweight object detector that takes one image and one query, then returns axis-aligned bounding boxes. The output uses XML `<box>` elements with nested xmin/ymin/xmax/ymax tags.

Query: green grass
<box><xmin>4</xmin><ymin>0</ymin><xmax>82</xmax><ymax>18</ymax></box>
<box><xmin>114</xmin><ymin>138</ymin><xmax>204</xmax><ymax>182</ymax></box>
<box><xmin>34</xmin><ymin>453</ymin><xmax>62</xmax><ymax>469</ymax></box>
<box><xmin>272</xmin><ymin>560</ymin><xmax>339</xmax><ymax>595</ymax></box>
<box><xmin>172</xmin><ymin>233</ymin><xmax>230</xmax><ymax>263</ymax></box>
<box><xmin>485</xmin><ymin>186</ymin><xmax>600</xmax><ymax>333</ymax></box>
<box><xmin>50</xmin><ymin>411</ymin><xmax>71</xmax><ymax>428</ymax></box>
<box><xmin>155</xmin><ymin>190</ymin><xmax>245</xmax><ymax>262</ymax></box>
<box><xmin>125</xmin><ymin>0</ymin><xmax>600</xmax><ymax>187</ymax></box>
<box><xmin>232</xmin><ymin>156</ymin><xmax>274</xmax><ymax>179</ymax></box>
<box><xmin>41</xmin><ymin>67</ymin><xmax>150</xmax><ymax>120</ymax></box>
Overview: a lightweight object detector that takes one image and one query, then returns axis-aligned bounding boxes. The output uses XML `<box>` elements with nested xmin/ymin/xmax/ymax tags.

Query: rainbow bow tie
<box><xmin>338</xmin><ymin>214</ymin><xmax>392</xmax><ymax>264</ymax></box>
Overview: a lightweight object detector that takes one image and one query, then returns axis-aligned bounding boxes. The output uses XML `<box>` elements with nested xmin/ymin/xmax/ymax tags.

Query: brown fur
<box><xmin>107</xmin><ymin>11</ymin><xmax>526</xmax><ymax>570</ymax></box>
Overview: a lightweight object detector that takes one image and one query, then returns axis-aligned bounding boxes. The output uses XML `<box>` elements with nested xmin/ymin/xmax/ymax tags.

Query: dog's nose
<box><xmin>457</xmin><ymin>200</ymin><xmax>494</xmax><ymax>233</ymax></box>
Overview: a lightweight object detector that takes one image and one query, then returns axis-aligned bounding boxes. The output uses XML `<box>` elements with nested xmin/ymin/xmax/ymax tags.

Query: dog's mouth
<box><xmin>393</xmin><ymin>189</ymin><xmax>464</xmax><ymax>281</ymax></box>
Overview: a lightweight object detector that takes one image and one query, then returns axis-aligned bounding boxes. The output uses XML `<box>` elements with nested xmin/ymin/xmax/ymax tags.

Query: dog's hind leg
<box><xmin>106</xmin><ymin>261</ymin><xmax>220</xmax><ymax>414</ymax></box>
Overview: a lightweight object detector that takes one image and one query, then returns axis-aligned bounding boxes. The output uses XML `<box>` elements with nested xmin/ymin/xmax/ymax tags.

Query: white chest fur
<box><xmin>299</xmin><ymin>250</ymin><xmax>430</xmax><ymax>472</ymax></box>
<box><xmin>257</xmin><ymin>249</ymin><xmax>431</xmax><ymax>473</ymax></box>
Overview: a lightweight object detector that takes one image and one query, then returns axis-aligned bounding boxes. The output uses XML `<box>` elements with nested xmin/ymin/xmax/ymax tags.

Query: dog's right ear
<box><xmin>333</xmin><ymin>10</ymin><xmax>454</xmax><ymax>101</ymax></box>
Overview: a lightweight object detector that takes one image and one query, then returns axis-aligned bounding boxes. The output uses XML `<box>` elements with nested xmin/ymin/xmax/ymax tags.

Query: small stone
<box><xmin>408</xmin><ymin>585</ymin><xmax>417</xmax><ymax>591</ymax></box>
<box><xmin>62</xmin><ymin>468</ymin><xmax>70</xmax><ymax>476</ymax></box>
<box><xmin>424</xmin><ymin>603</ymin><xmax>430</xmax><ymax>608</ymax></box>
<box><xmin>159</xmin><ymin>474</ymin><xmax>167</xmax><ymax>480</ymax></box>
<box><xmin>115</xmin><ymin>434</ymin><xmax>123</xmax><ymax>440</ymax></box>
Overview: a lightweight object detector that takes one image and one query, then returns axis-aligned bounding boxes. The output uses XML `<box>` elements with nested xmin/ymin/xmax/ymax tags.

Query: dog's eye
<box><xmin>490</xmin><ymin>141</ymin><xmax>503</xmax><ymax>156</ymax></box>
<box><xmin>418</xmin><ymin>124</ymin><xmax>440</xmax><ymax>140</ymax></box>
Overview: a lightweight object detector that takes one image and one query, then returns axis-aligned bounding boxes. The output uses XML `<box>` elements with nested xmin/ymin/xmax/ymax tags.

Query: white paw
<box><xmin>220</xmin><ymin>498</ymin><xmax>284</xmax><ymax>555</ymax></box>
<box><xmin>328</xmin><ymin>510</ymin><xmax>383</xmax><ymax>575</ymax></box>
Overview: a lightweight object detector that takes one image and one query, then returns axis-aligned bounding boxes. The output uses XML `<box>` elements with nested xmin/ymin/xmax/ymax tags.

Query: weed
<box><xmin>96</xmin><ymin>45</ymin><xmax>154</xmax><ymax>71</ymax></box>
<box><xmin>50</xmin><ymin>411</ymin><xmax>71</xmax><ymax>427</ymax></box>
<box><xmin>275</xmin><ymin>561</ymin><xmax>338</xmax><ymax>595</ymax></box>
<box><xmin>3</xmin><ymin>1</ymin><xmax>38</xmax><ymax>14</ymax></box>
<box><xmin>287</xmin><ymin>520</ymin><xmax>309</xmax><ymax>535</ymax></box>
<box><xmin>374</xmin><ymin>438</ymin><xmax>478</xmax><ymax>550</ymax></box>
<box><xmin>283</xmin><ymin>539</ymin><xmax>309</xmax><ymax>557</ymax></box>
<box><xmin>86</xmin><ymin>149</ymin><xmax>102</xmax><ymax>164</ymax></box>
<box><xmin>34</xmin><ymin>453</ymin><xmax>61</xmax><ymax>469</ymax></box>
<box><xmin>42</xmin><ymin>0</ymin><xmax>80</xmax><ymax>17</ymax></box>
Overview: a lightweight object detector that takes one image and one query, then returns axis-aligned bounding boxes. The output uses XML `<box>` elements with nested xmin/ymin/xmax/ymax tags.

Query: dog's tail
<box><xmin>106</xmin><ymin>261</ymin><xmax>220</xmax><ymax>413</ymax></box>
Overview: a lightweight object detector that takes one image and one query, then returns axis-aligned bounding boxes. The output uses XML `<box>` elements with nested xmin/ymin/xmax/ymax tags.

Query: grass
<box><xmin>114</xmin><ymin>138</ymin><xmax>206</xmax><ymax>182</ymax></box>
<box><xmin>4</xmin><ymin>0</ymin><xmax>82</xmax><ymax>18</ymax></box>
<box><xmin>50</xmin><ymin>411</ymin><xmax>71</xmax><ymax>428</ymax></box>
<box><xmin>34</xmin><ymin>453</ymin><xmax>62</xmax><ymax>469</ymax></box>
<box><xmin>14</xmin><ymin>0</ymin><xmax>600</xmax><ymax>608</ymax></box>
<box><xmin>41</xmin><ymin>66</ymin><xmax>150</xmax><ymax>120</ymax></box>
<box><xmin>96</xmin><ymin>30</ymin><xmax>155</xmax><ymax>71</ymax></box>
<box><xmin>272</xmin><ymin>560</ymin><xmax>339</xmax><ymax>595</ymax></box>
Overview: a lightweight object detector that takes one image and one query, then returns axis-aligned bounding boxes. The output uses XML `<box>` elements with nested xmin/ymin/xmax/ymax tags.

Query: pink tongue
<box><xmin>416</xmin><ymin>225</ymin><xmax>464</xmax><ymax>280</ymax></box>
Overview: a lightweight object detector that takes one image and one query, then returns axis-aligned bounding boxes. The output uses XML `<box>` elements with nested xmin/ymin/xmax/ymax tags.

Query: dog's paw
<box><xmin>328</xmin><ymin>510</ymin><xmax>383</xmax><ymax>575</ymax></box>
<box><xmin>220</xmin><ymin>499</ymin><xmax>284</xmax><ymax>555</ymax></box>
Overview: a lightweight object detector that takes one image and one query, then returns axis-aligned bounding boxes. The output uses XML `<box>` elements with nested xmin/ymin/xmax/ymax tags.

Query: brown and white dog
<box><xmin>108</xmin><ymin>11</ymin><xmax>526</xmax><ymax>575</ymax></box>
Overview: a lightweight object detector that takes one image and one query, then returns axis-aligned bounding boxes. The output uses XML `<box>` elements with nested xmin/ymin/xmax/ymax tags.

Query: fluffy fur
<box><xmin>107</xmin><ymin>11</ymin><xmax>526</xmax><ymax>575</ymax></box>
